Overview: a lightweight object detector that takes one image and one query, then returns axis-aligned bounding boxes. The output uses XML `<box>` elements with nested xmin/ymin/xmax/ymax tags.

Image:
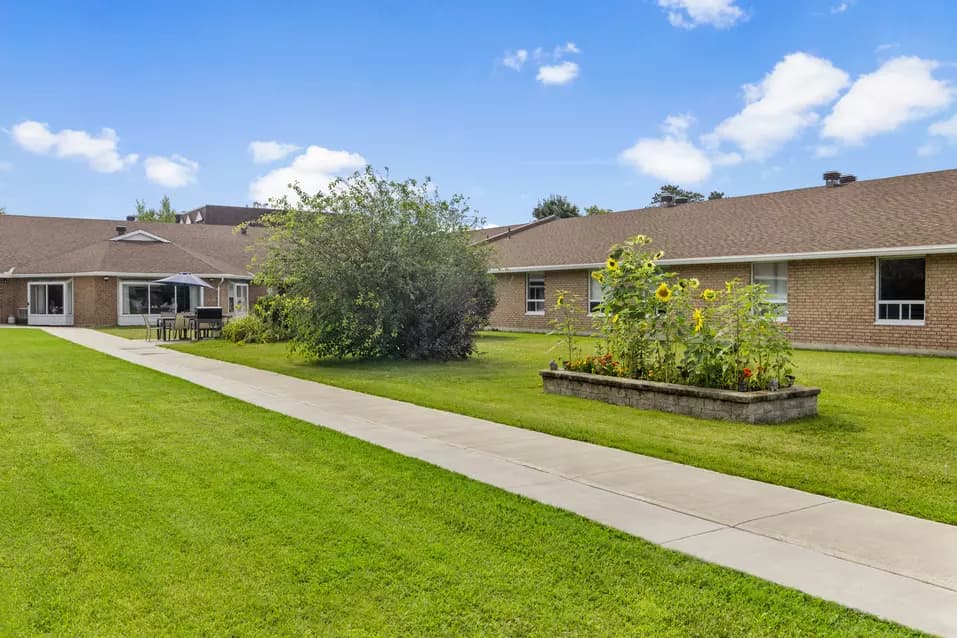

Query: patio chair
<box><xmin>142</xmin><ymin>315</ymin><xmax>158</xmax><ymax>341</ymax></box>
<box><xmin>173</xmin><ymin>313</ymin><xmax>188</xmax><ymax>340</ymax></box>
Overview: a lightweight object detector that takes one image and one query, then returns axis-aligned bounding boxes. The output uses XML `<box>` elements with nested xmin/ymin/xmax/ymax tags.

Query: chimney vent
<box><xmin>839</xmin><ymin>174</ymin><xmax>857</xmax><ymax>184</ymax></box>
<box><xmin>823</xmin><ymin>170</ymin><xmax>842</xmax><ymax>187</ymax></box>
<box><xmin>115</xmin><ymin>225</ymin><xmax>127</xmax><ymax>235</ymax></box>
<box><xmin>125</xmin><ymin>215</ymin><xmax>136</xmax><ymax>222</ymax></box>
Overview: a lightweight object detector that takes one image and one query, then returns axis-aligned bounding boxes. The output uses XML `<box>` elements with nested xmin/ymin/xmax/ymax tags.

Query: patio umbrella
<box><xmin>150</xmin><ymin>272</ymin><xmax>214</xmax><ymax>289</ymax></box>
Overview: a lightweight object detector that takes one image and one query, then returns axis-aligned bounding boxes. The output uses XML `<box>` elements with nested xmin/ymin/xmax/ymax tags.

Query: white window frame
<box><xmin>116</xmin><ymin>280</ymin><xmax>200</xmax><ymax>326</ymax></box>
<box><xmin>875</xmin><ymin>256</ymin><xmax>926</xmax><ymax>326</ymax></box>
<box><xmin>26</xmin><ymin>280</ymin><xmax>74</xmax><ymax>326</ymax></box>
<box><xmin>751</xmin><ymin>261</ymin><xmax>788</xmax><ymax>322</ymax></box>
<box><xmin>588</xmin><ymin>271</ymin><xmax>605</xmax><ymax>316</ymax></box>
<box><xmin>525</xmin><ymin>272</ymin><xmax>545</xmax><ymax>315</ymax></box>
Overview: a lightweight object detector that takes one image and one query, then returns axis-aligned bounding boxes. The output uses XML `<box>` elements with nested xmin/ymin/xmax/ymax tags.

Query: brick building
<box><xmin>475</xmin><ymin>169</ymin><xmax>957</xmax><ymax>355</ymax></box>
<box><xmin>0</xmin><ymin>215</ymin><xmax>265</xmax><ymax>327</ymax></box>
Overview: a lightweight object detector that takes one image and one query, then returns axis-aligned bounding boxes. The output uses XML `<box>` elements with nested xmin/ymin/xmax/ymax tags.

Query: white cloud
<box><xmin>249</xmin><ymin>145</ymin><xmax>366</xmax><ymax>203</ymax></box>
<box><xmin>822</xmin><ymin>57</ymin><xmax>952</xmax><ymax>144</ymax></box>
<box><xmin>830</xmin><ymin>2</ymin><xmax>850</xmax><ymax>14</ymax></box>
<box><xmin>705</xmin><ymin>52</ymin><xmax>849</xmax><ymax>158</ymax></box>
<box><xmin>662</xmin><ymin>113</ymin><xmax>695</xmax><ymax>137</ymax></box>
<box><xmin>502</xmin><ymin>49</ymin><xmax>529</xmax><ymax>71</ymax></box>
<box><xmin>928</xmin><ymin>113</ymin><xmax>957</xmax><ymax>141</ymax></box>
<box><xmin>620</xmin><ymin>137</ymin><xmax>712</xmax><ymax>183</ymax></box>
<box><xmin>555</xmin><ymin>41</ymin><xmax>580</xmax><ymax>55</ymax></box>
<box><xmin>144</xmin><ymin>155</ymin><xmax>199</xmax><ymax>188</ymax></box>
<box><xmin>917</xmin><ymin>142</ymin><xmax>941</xmax><ymax>157</ymax></box>
<box><xmin>658</xmin><ymin>0</ymin><xmax>745</xmax><ymax>29</ymax></box>
<box><xmin>249</xmin><ymin>140</ymin><xmax>301</xmax><ymax>163</ymax></box>
<box><xmin>10</xmin><ymin>120</ymin><xmax>138</xmax><ymax>173</ymax></box>
<box><xmin>536</xmin><ymin>61</ymin><xmax>580</xmax><ymax>86</ymax></box>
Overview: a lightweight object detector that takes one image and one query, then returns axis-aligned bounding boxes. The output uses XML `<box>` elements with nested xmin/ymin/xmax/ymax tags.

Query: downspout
<box><xmin>217</xmin><ymin>278</ymin><xmax>225</xmax><ymax>307</ymax></box>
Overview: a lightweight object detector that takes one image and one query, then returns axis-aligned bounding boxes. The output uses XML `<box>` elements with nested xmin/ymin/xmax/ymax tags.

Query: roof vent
<box><xmin>674</xmin><ymin>196</ymin><xmax>689</xmax><ymax>205</ymax></box>
<box><xmin>125</xmin><ymin>215</ymin><xmax>136</xmax><ymax>222</ymax></box>
<box><xmin>659</xmin><ymin>194</ymin><xmax>675</xmax><ymax>207</ymax></box>
<box><xmin>823</xmin><ymin>170</ymin><xmax>842</xmax><ymax>187</ymax></box>
<box><xmin>839</xmin><ymin>174</ymin><xmax>857</xmax><ymax>185</ymax></box>
<box><xmin>116</xmin><ymin>225</ymin><xmax>127</xmax><ymax>235</ymax></box>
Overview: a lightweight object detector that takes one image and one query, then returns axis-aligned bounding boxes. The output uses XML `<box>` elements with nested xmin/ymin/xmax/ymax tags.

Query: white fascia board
<box><xmin>7</xmin><ymin>271</ymin><xmax>253</xmax><ymax>279</ymax></box>
<box><xmin>487</xmin><ymin>243</ymin><xmax>957</xmax><ymax>273</ymax></box>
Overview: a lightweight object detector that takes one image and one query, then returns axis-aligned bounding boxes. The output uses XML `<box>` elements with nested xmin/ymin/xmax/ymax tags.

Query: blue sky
<box><xmin>2</xmin><ymin>0</ymin><xmax>957</xmax><ymax>225</ymax></box>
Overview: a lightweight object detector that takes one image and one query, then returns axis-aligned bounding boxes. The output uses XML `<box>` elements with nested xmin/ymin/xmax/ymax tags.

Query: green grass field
<box><xmin>171</xmin><ymin>331</ymin><xmax>957</xmax><ymax>525</ymax></box>
<box><xmin>0</xmin><ymin>329</ymin><xmax>917</xmax><ymax>636</ymax></box>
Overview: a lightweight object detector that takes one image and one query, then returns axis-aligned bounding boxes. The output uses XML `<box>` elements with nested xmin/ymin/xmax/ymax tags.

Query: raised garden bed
<box><xmin>540</xmin><ymin>369</ymin><xmax>820</xmax><ymax>424</ymax></box>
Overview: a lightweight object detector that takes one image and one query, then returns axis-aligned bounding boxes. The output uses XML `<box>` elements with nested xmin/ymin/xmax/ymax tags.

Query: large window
<box><xmin>526</xmin><ymin>272</ymin><xmax>545</xmax><ymax>314</ymax></box>
<box><xmin>589</xmin><ymin>272</ymin><xmax>604</xmax><ymax>314</ymax></box>
<box><xmin>877</xmin><ymin>257</ymin><xmax>925</xmax><ymax>324</ymax></box>
<box><xmin>752</xmin><ymin>262</ymin><xmax>788</xmax><ymax>319</ymax></box>
<box><xmin>29</xmin><ymin>282</ymin><xmax>70</xmax><ymax>315</ymax></box>
<box><xmin>121</xmin><ymin>282</ymin><xmax>198</xmax><ymax>315</ymax></box>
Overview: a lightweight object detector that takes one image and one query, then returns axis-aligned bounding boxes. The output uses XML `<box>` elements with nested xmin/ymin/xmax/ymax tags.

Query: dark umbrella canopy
<box><xmin>150</xmin><ymin>272</ymin><xmax>214</xmax><ymax>289</ymax></box>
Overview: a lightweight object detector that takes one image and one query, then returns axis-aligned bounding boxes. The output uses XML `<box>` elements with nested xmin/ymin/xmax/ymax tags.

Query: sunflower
<box><xmin>591</xmin><ymin>271</ymin><xmax>604</xmax><ymax>284</ymax></box>
<box><xmin>702</xmin><ymin>288</ymin><xmax>717</xmax><ymax>302</ymax></box>
<box><xmin>556</xmin><ymin>294</ymin><xmax>565</xmax><ymax>307</ymax></box>
<box><xmin>606</xmin><ymin>256</ymin><xmax>620</xmax><ymax>271</ymax></box>
<box><xmin>677</xmin><ymin>279</ymin><xmax>688</xmax><ymax>290</ymax></box>
<box><xmin>641</xmin><ymin>261</ymin><xmax>655</xmax><ymax>273</ymax></box>
<box><xmin>653</xmin><ymin>250</ymin><xmax>665</xmax><ymax>260</ymax></box>
<box><xmin>688</xmin><ymin>278</ymin><xmax>700</xmax><ymax>289</ymax></box>
<box><xmin>655</xmin><ymin>282</ymin><xmax>672</xmax><ymax>302</ymax></box>
<box><xmin>612</xmin><ymin>313</ymin><xmax>620</xmax><ymax>324</ymax></box>
<box><xmin>633</xmin><ymin>234</ymin><xmax>649</xmax><ymax>244</ymax></box>
<box><xmin>692</xmin><ymin>307</ymin><xmax>704</xmax><ymax>332</ymax></box>
<box><xmin>725</xmin><ymin>280</ymin><xmax>735</xmax><ymax>293</ymax></box>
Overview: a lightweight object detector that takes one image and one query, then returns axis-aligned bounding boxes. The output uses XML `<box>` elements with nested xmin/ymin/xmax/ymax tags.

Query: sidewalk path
<box><xmin>46</xmin><ymin>328</ymin><xmax>957</xmax><ymax>636</ymax></box>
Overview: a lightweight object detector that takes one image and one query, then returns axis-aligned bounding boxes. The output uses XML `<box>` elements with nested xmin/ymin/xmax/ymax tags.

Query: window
<box><xmin>29</xmin><ymin>282</ymin><xmax>70</xmax><ymax>315</ymax></box>
<box><xmin>877</xmin><ymin>257</ymin><xmax>925</xmax><ymax>324</ymax></box>
<box><xmin>526</xmin><ymin>272</ymin><xmax>545</xmax><ymax>314</ymax></box>
<box><xmin>752</xmin><ymin>262</ymin><xmax>788</xmax><ymax>319</ymax></box>
<box><xmin>228</xmin><ymin>282</ymin><xmax>250</xmax><ymax>315</ymax></box>
<box><xmin>121</xmin><ymin>282</ymin><xmax>198</xmax><ymax>315</ymax></box>
<box><xmin>589</xmin><ymin>272</ymin><xmax>604</xmax><ymax>314</ymax></box>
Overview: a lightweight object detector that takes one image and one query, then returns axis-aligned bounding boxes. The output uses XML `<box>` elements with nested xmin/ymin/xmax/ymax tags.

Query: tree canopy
<box><xmin>708</xmin><ymin>191</ymin><xmax>725</xmax><ymax>200</ymax></box>
<box><xmin>651</xmin><ymin>185</ymin><xmax>727</xmax><ymax>206</ymax></box>
<box><xmin>135</xmin><ymin>195</ymin><xmax>177</xmax><ymax>222</ymax></box>
<box><xmin>584</xmin><ymin>205</ymin><xmax>613</xmax><ymax>216</ymax></box>
<box><xmin>255</xmin><ymin>167</ymin><xmax>496</xmax><ymax>360</ymax></box>
<box><xmin>532</xmin><ymin>194</ymin><xmax>580</xmax><ymax>219</ymax></box>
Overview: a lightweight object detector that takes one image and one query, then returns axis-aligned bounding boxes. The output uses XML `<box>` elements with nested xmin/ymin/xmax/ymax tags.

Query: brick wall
<box><xmin>788</xmin><ymin>255</ymin><xmax>957</xmax><ymax>351</ymax></box>
<box><xmin>487</xmin><ymin>258</ymin><xmax>957</xmax><ymax>354</ymax></box>
<box><xmin>0</xmin><ymin>278</ymin><xmax>26</xmax><ymax>323</ymax></box>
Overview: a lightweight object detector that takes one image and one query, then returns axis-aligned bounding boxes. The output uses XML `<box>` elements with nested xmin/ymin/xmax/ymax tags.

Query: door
<box><xmin>27</xmin><ymin>281</ymin><xmax>74</xmax><ymax>326</ymax></box>
<box><xmin>230</xmin><ymin>283</ymin><xmax>249</xmax><ymax>316</ymax></box>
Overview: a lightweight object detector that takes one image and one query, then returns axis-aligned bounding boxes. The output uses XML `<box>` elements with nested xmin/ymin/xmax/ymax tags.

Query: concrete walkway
<box><xmin>45</xmin><ymin>328</ymin><xmax>957</xmax><ymax>636</ymax></box>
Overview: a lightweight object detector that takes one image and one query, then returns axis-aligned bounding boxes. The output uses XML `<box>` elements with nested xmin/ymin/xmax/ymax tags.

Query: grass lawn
<box><xmin>0</xmin><ymin>329</ymin><xmax>917</xmax><ymax>636</ymax></box>
<box><xmin>96</xmin><ymin>326</ymin><xmax>146</xmax><ymax>339</ymax></box>
<box><xmin>171</xmin><ymin>331</ymin><xmax>957</xmax><ymax>526</ymax></box>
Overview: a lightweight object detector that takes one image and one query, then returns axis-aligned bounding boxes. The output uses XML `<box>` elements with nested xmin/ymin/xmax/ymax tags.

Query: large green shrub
<box><xmin>253</xmin><ymin>294</ymin><xmax>297</xmax><ymax>342</ymax></box>
<box><xmin>583</xmin><ymin>235</ymin><xmax>794</xmax><ymax>390</ymax></box>
<box><xmin>253</xmin><ymin>167</ymin><xmax>496</xmax><ymax>360</ymax></box>
<box><xmin>222</xmin><ymin>314</ymin><xmax>271</xmax><ymax>344</ymax></box>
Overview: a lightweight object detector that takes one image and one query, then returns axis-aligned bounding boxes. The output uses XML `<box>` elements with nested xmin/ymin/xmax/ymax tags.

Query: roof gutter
<box><xmin>487</xmin><ymin>243</ymin><xmax>957</xmax><ymax>273</ymax></box>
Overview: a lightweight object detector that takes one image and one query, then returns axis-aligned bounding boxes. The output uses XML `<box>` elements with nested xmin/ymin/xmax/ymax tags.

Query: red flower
<box><xmin>743</xmin><ymin>367</ymin><xmax>753</xmax><ymax>378</ymax></box>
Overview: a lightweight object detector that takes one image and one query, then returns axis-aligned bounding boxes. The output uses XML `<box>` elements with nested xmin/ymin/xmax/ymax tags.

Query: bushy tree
<box><xmin>585</xmin><ymin>205</ymin><xmax>613</xmax><ymax>216</ymax></box>
<box><xmin>708</xmin><ymin>191</ymin><xmax>725</xmax><ymax>200</ymax></box>
<box><xmin>135</xmin><ymin>195</ymin><xmax>176</xmax><ymax>222</ymax></box>
<box><xmin>650</xmin><ymin>185</ymin><xmax>704</xmax><ymax>205</ymax></box>
<box><xmin>532</xmin><ymin>194</ymin><xmax>579</xmax><ymax>219</ymax></box>
<box><xmin>255</xmin><ymin>167</ymin><xmax>496</xmax><ymax>360</ymax></box>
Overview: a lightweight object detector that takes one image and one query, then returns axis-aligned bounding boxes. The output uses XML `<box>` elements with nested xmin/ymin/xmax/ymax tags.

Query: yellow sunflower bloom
<box><xmin>606</xmin><ymin>256</ymin><xmax>619</xmax><ymax>271</ymax></box>
<box><xmin>702</xmin><ymin>288</ymin><xmax>717</xmax><ymax>302</ymax></box>
<box><xmin>591</xmin><ymin>271</ymin><xmax>604</xmax><ymax>283</ymax></box>
<box><xmin>633</xmin><ymin>234</ymin><xmax>649</xmax><ymax>244</ymax></box>
<box><xmin>653</xmin><ymin>250</ymin><xmax>665</xmax><ymax>260</ymax></box>
<box><xmin>689</xmin><ymin>278</ymin><xmax>700</xmax><ymax>289</ymax></box>
<box><xmin>655</xmin><ymin>282</ymin><xmax>672</xmax><ymax>302</ymax></box>
<box><xmin>612</xmin><ymin>313</ymin><xmax>620</xmax><ymax>323</ymax></box>
<box><xmin>692</xmin><ymin>307</ymin><xmax>704</xmax><ymax>333</ymax></box>
<box><xmin>725</xmin><ymin>280</ymin><xmax>734</xmax><ymax>293</ymax></box>
<box><xmin>556</xmin><ymin>294</ymin><xmax>564</xmax><ymax>306</ymax></box>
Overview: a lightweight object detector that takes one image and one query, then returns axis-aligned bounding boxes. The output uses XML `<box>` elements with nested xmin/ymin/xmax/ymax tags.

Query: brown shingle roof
<box><xmin>0</xmin><ymin>215</ymin><xmax>262</xmax><ymax>276</ymax></box>
<box><xmin>484</xmin><ymin>169</ymin><xmax>957</xmax><ymax>270</ymax></box>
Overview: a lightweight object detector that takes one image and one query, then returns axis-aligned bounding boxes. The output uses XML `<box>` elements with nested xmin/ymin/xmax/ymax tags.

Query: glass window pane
<box><xmin>753</xmin><ymin>262</ymin><xmax>787</xmax><ymax>279</ymax></box>
<box><xmin>150</xmin><ymin>285</ymin><xmax>176</xmax><ymax>314</ymax></box>
<box><xmin>30</xmin><ymin>285</ymin><xmax>47</xmax><ymax>314</ymax></box>
<box><xmin>46</xmin><ymin>284</ymin><xmax>64</xmax><ymax>315</ymax></box>
<box><xmin>879</xmin><ymin>258</ymin><xmax>925</xmax><ymax>301</ymax></box>
<box><xmin>886</xmin><ymin>304</ymin><xmax>900</xmax><ymax>320</ymax></box>
<box><xmin>175</xmin><ymin>285</ymin><xmax>192</xmax><ymax>312</ymax></box>
<box><xmin>124</xmin><ymin>285</ymin><xmax>149</xmax><ymax>314</ymax></box>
